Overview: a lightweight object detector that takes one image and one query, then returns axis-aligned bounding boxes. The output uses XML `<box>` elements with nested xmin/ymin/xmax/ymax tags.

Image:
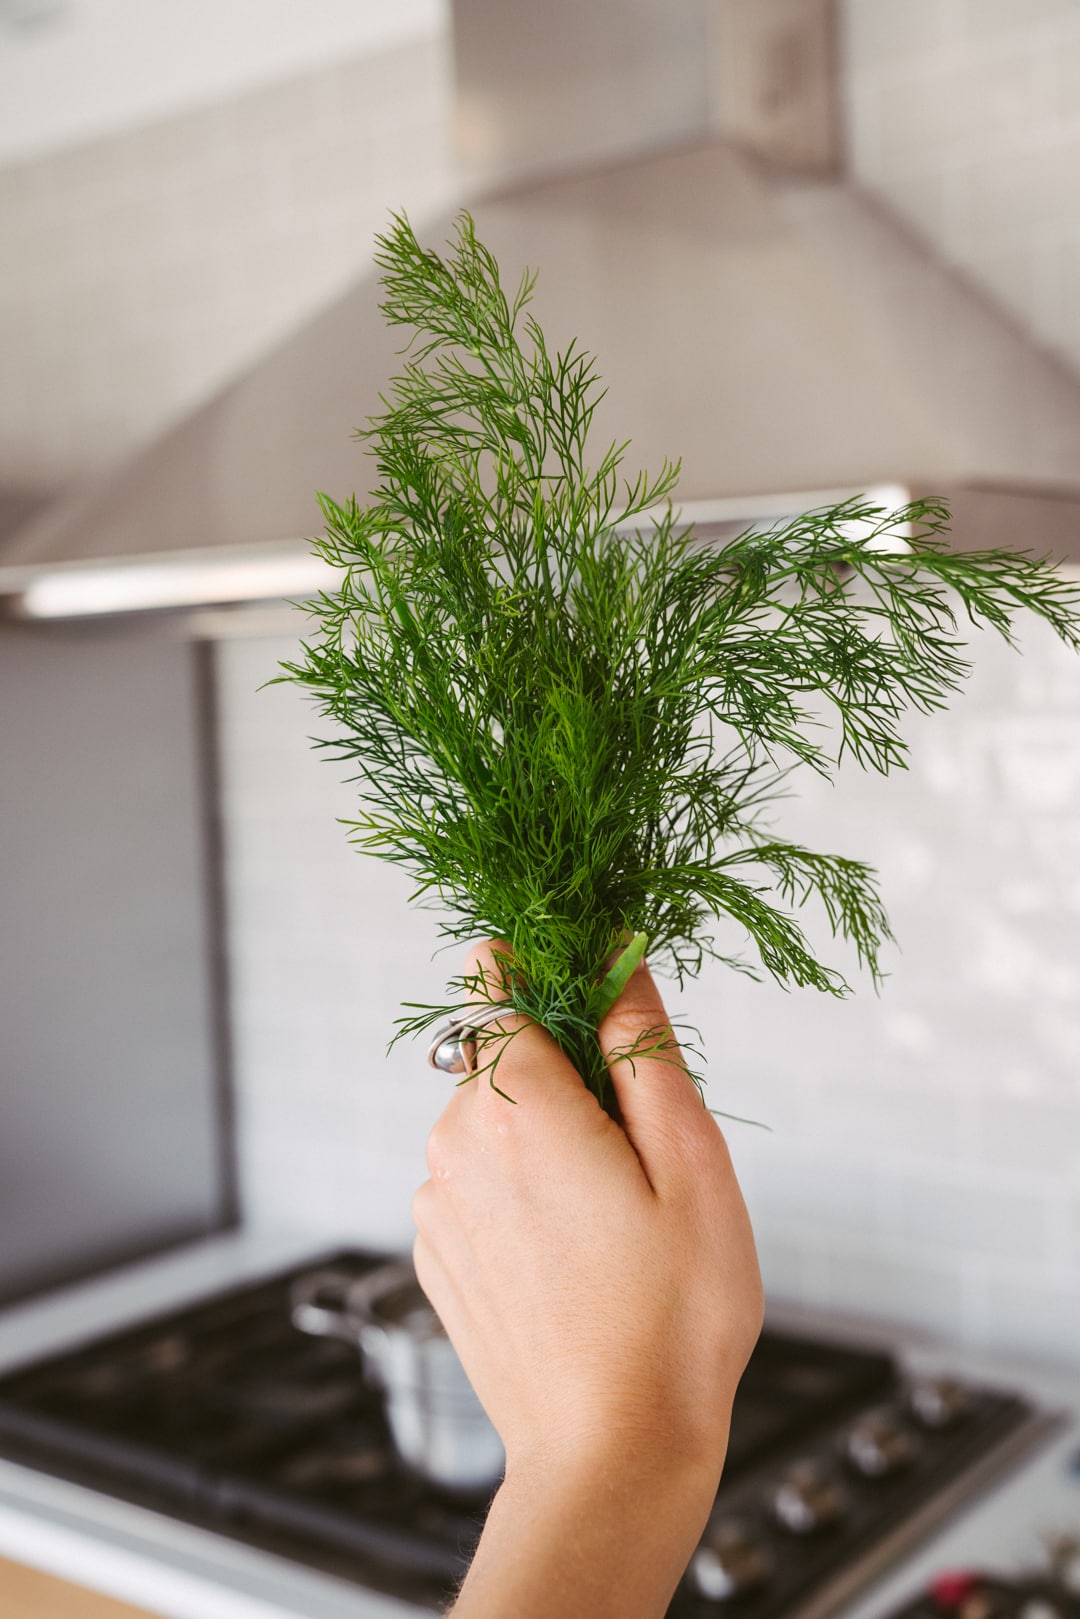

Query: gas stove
<box><xmin>0</xmin><ymin>1249</ymin><xmax>1060</xmax><ymax>1617</ymax></box>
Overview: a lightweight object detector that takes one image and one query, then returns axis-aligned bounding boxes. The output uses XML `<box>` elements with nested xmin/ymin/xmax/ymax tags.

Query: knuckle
<box><xmin>461</xmin><ymin>940</ymin><xmax>491</xmax><ymax>980</ymax></box>
<box><xmin>605</xmin><ymin>1003</ymin><xmax>670</xmax><ymax>1042</ymax></box>
<box><xmin>462</xmin><ymin>938</ymin><xmax>514</xmax><ymax>997</ymax></box>
<box><xmin>604</xmin><ymin>1012</ymin><xmax>679</xmax><ymax>1060</ymax></box>
<box><xmin>425</xmin><ymin>1121</ymin><xmax>450</xmax><ymax>1179</ymax></box>
<box><xmin>411</xmin><ymin>1178</ymin><xmax>438</xmax><ymax>1232</ymax></box>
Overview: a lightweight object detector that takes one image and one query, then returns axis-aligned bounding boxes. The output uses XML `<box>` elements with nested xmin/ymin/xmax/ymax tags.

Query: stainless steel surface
<box><xmin>710</xmin><ymin>0</ymin><xmax>841</xmax><ymax>172</ymax></box>
<box><xmin>290</xmin><ymin>1260</ymin><xmax>505</xmax><ymax>1493</ymax></box>
<box><xmin>451</xmin><ymin>0</ymin><xmax>709</xmax><ymax>188</ymax></box>
<box><xmin>452</xmin><ymin>0</ymin><xmax>841</xmax><ymax>187</ymax></box>
<box><xmin>4</xmin><ymin>0</ymin><xmax>1080</xmax><ymax>609</ymax></box>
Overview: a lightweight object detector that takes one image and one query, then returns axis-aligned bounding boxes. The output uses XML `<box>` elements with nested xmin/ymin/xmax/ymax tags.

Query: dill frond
<box><xmin>282</xmin><ymin>211</ymin><xmax>1080</xmax><ymax>1113</ymax></box>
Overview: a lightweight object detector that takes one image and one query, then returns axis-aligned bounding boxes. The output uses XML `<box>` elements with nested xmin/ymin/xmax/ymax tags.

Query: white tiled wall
<box><xmin>0</xmin><ymin>35</ymin><xmax>454</xmax><ymax>493</ymax></box>
<box><xmin>217</xmin><ymin>609</ymin><xmax>1080</xmax><ymax>1371</ymax></box>
<box><xmin>216</xmin><ymin>636</ymin><xmax>456</xmax><ymax>1252</ymax></box>
<box><xmin>844</xmin><ymin>0</ymin><xmax>1080</xmax><ymax>379</ymax></box>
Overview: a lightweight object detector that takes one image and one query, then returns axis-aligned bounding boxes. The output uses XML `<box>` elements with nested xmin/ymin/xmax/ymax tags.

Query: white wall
<box><xmin>216</xmin><ymin>635</ymin><xmax>452</xmax><ymax>1252</ymax></box>
<box><xmin>217</xmin><ymin>611</ymin><xmax>1080</xmax><ymax>1371</ymax></box>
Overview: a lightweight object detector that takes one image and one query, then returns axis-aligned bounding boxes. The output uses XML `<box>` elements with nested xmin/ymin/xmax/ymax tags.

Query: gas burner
<box><xmin>223</xmin><ymin>1372</ymin><xmax>364</xmax><ymax>1423</ymax></box>
<box><xmin>60</xmin><ymin>1333</ymin><xmax>193</xmax><ymax>1396</ymax></box>
<box><xmin>277</xmin><ymin>1438</ymin><xmax>392</xmax><ymax>1489</ymax></box>
<box><xmin>0</xmin><ymin>1251</ymin><xmax>1050</xmax><ymax>1616</ymax></box>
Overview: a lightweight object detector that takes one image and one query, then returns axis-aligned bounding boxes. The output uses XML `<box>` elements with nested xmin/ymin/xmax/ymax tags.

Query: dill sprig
<box><xmin>283</xmin><ymin>211</ymin><xmax>1080</xmax><ymax>1113</ymax></box>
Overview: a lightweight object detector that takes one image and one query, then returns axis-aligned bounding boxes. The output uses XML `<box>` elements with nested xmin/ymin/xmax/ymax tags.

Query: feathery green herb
<box><xmin>283</xmin><ymin>211</ymin><xmax>1080</xmax><ymax>1113</ymax></box>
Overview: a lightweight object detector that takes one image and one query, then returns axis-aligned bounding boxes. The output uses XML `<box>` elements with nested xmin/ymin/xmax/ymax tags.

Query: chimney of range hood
<box><xmin>452</xmin><ymin>0</ymin><xmax>841</xmax><ymax>190</ymax></box>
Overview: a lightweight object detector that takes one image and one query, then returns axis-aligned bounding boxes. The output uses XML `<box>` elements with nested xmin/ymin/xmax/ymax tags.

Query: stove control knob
<box><xmin>929</xmin><ymin>1572</ymin><xmax>1019</xmax><ymax>1619</ymax></box>
<box><xmin>1044</xmin><ymin>1532</ymin><xmax>1080</xmax><ymax>1595</ymax></box>
<box><xmin>689</xmin><ymin>1518</ymin><xmax>773</xmax><ymax>1601</ymax></box>
<box><xmin>843</xmin><ymin>1408</ymin><xmax>920</xmax><ymax>1478</ymax></box>
<box><xmin>770</xmin><ymin>1462</ymin><xmax>849</xmax><ymax>1534</ymax></box>
<box><xmin>909</xmin><ymin>1376</ymin><xmax>973</xmax><ymax>1431</ymax></box>
<box><xmin>930</xmin><ymin>1571</ymin><xmax>984</xmax><ymax>1612</ymax></box>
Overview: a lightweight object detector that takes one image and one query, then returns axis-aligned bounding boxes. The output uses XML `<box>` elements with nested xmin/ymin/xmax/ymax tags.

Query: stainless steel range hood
<box><xmin>5</xmin><ymin>0</ymin><xmax>1080</xmax><ymax>618</ymax></box>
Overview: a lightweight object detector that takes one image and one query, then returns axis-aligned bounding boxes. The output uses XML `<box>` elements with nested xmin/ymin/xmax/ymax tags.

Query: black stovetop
<box><xmin>0</xmin><ymin>1250</ymin><xmax>1038</xmax><ymax>1616</ymax></box>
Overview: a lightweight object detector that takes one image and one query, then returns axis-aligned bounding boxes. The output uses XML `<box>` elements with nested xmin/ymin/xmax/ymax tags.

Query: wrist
<box><xmin>503</xmin><ymin>1426</ymin><xmax>726</xmax><ymax>1515</ymax></box>
<box><xmin>504</xmin><ymin>1391</ymin><xmax>733</xmax><ymax>1503</ymax></box>
<box><xmin>475</xmin><ymin>1433</ymin><xmax>724</xmax><ymax>1611</ymax></box>
<box><xmin>450</xmin><ymin>1448</ymin><xmax>719</xmax><ymax>1619</ymax></box>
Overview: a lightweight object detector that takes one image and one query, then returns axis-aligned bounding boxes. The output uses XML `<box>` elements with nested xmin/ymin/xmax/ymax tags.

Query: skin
<box><xmin>412</xmin><ymin>939</ymin><xmax>765</xmax><ymax>1619</ymax></box>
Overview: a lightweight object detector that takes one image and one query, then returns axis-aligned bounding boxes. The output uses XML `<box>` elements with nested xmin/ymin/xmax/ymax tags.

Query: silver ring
<box><xmin>427</xmin><ymin>1005</ymin><xmax>515</xmax><ymax>1074</ymax></box>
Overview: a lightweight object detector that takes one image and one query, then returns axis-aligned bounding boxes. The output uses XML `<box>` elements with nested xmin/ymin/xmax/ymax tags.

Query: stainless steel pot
<box><xmin>290</xmin><ymin>1258</ymin><xmax>504</xmax><ymax>1494</ymax></box>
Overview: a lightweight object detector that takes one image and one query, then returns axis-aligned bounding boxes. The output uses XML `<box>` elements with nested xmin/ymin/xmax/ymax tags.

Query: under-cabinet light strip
<box><xmin>14</xmin><ymin>486</ymin><xmax>912</xmax><ymax>619</ymax></box>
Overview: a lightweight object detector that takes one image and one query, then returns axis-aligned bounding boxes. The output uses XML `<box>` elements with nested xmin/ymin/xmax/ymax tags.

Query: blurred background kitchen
<box><xmin>1</xmin><ymin>3</ymin><xmax>1079</xmax><ymax>1617</ymax></box>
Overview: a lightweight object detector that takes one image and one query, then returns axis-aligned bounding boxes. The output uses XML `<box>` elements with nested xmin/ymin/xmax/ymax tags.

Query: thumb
<box><xmin>597</xmin><ymin>955</ymin><xmax>710</xmax><ymax>1188</ymax></box>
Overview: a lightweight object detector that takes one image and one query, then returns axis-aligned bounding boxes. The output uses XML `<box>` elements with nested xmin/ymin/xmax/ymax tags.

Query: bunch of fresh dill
<box><xmin>283</xmin><ymin>211</ymin><xmax>1080</xmax><ymax>1113</ymax></box>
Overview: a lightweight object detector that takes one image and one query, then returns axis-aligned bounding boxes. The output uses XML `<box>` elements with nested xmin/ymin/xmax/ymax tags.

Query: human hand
<box><xmin>412</xmin><ymin>938</ymin><xmax>763</xmax><ymax>1490</ymax></box>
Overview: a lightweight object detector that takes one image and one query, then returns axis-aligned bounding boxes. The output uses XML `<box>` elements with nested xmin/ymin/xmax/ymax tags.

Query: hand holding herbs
<box><xmin>285</xmin><ymin>211</ymin><xmax>1080</xmax><ymax>1115</ymax></box>
<box><xmin>412</xmin><ymin>939</ymin><xmax>762</xmax><ymax>1619</ymax></box>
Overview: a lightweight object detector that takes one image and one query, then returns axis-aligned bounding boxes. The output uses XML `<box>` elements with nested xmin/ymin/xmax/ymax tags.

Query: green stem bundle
<box><xmin>283</xmin><ymin>211</ymin><xmax>1080</xmax><ymax>1115</ymax></box>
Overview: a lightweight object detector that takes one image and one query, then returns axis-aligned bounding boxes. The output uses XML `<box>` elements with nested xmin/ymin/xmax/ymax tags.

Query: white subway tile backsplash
<box><xmin>802</xmin><ymin>1245</ymin><xmax>980</xmax><ymax>1343</ymax></box>
<box><xmin>896</xmin><ymin>1171</ymin><xmax>1053</xmax><ymax>1263</ymax></box>
<box><xmin>754</xmin><ymin>1240</ymin><xmax>810</xmax><ymax>1308</ymax></box>
<box><xmin>973</xmin><ymin>1096</ymin><xmax>1080</xmax><ymax>1179</ymax></box>
<box><xmin>965</xmin><ymin>1270</ymin><xmax>1080</xmax><ymax>1369</ymax></box>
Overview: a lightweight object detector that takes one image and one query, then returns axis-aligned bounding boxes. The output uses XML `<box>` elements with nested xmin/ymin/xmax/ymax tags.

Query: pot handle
<box><xmin>289</xmin><ymin>1267</ymin><xmax>362</xmax><ymax>1343</ymax></box>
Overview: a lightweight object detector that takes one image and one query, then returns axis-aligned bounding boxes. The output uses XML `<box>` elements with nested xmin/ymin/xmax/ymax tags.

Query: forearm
<box><xmin>448</xmin><ymin>1444</ymin><xmax>723</xmax><ymax>1619</ymax></box>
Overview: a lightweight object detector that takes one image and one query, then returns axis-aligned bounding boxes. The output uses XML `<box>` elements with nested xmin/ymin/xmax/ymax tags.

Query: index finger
<box><xmin>458</xmin><ymin>939</ymin><xmax>590</xmax><ymax>1109</ymax></box>
<box><xmin>598</xmin><ymin>954</ymin><xmax>718</xmax><ymax>1188</ymax></box>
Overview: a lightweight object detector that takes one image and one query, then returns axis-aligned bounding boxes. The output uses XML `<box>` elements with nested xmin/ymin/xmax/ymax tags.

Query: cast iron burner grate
<box><xmin>0</xmin><ymin>1251</ymin><xmax>1043</xmax><ymax>1615</ymax></box>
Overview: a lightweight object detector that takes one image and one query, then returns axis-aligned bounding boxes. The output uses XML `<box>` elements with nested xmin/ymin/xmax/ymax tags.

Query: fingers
<box><xmin>457</xmin><ymin>939</ymin><xmax>589</xmax><ymax>1108</ymax></box>
<box><xmin>598</xmin><ymin>953</ymin><xmax>717</xmax><ymax>1190</ymax></box>
<box><xmin>460</xmin><ymin>937</ymin><xmax>518</xmax><ymax>1010</ymax></box>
